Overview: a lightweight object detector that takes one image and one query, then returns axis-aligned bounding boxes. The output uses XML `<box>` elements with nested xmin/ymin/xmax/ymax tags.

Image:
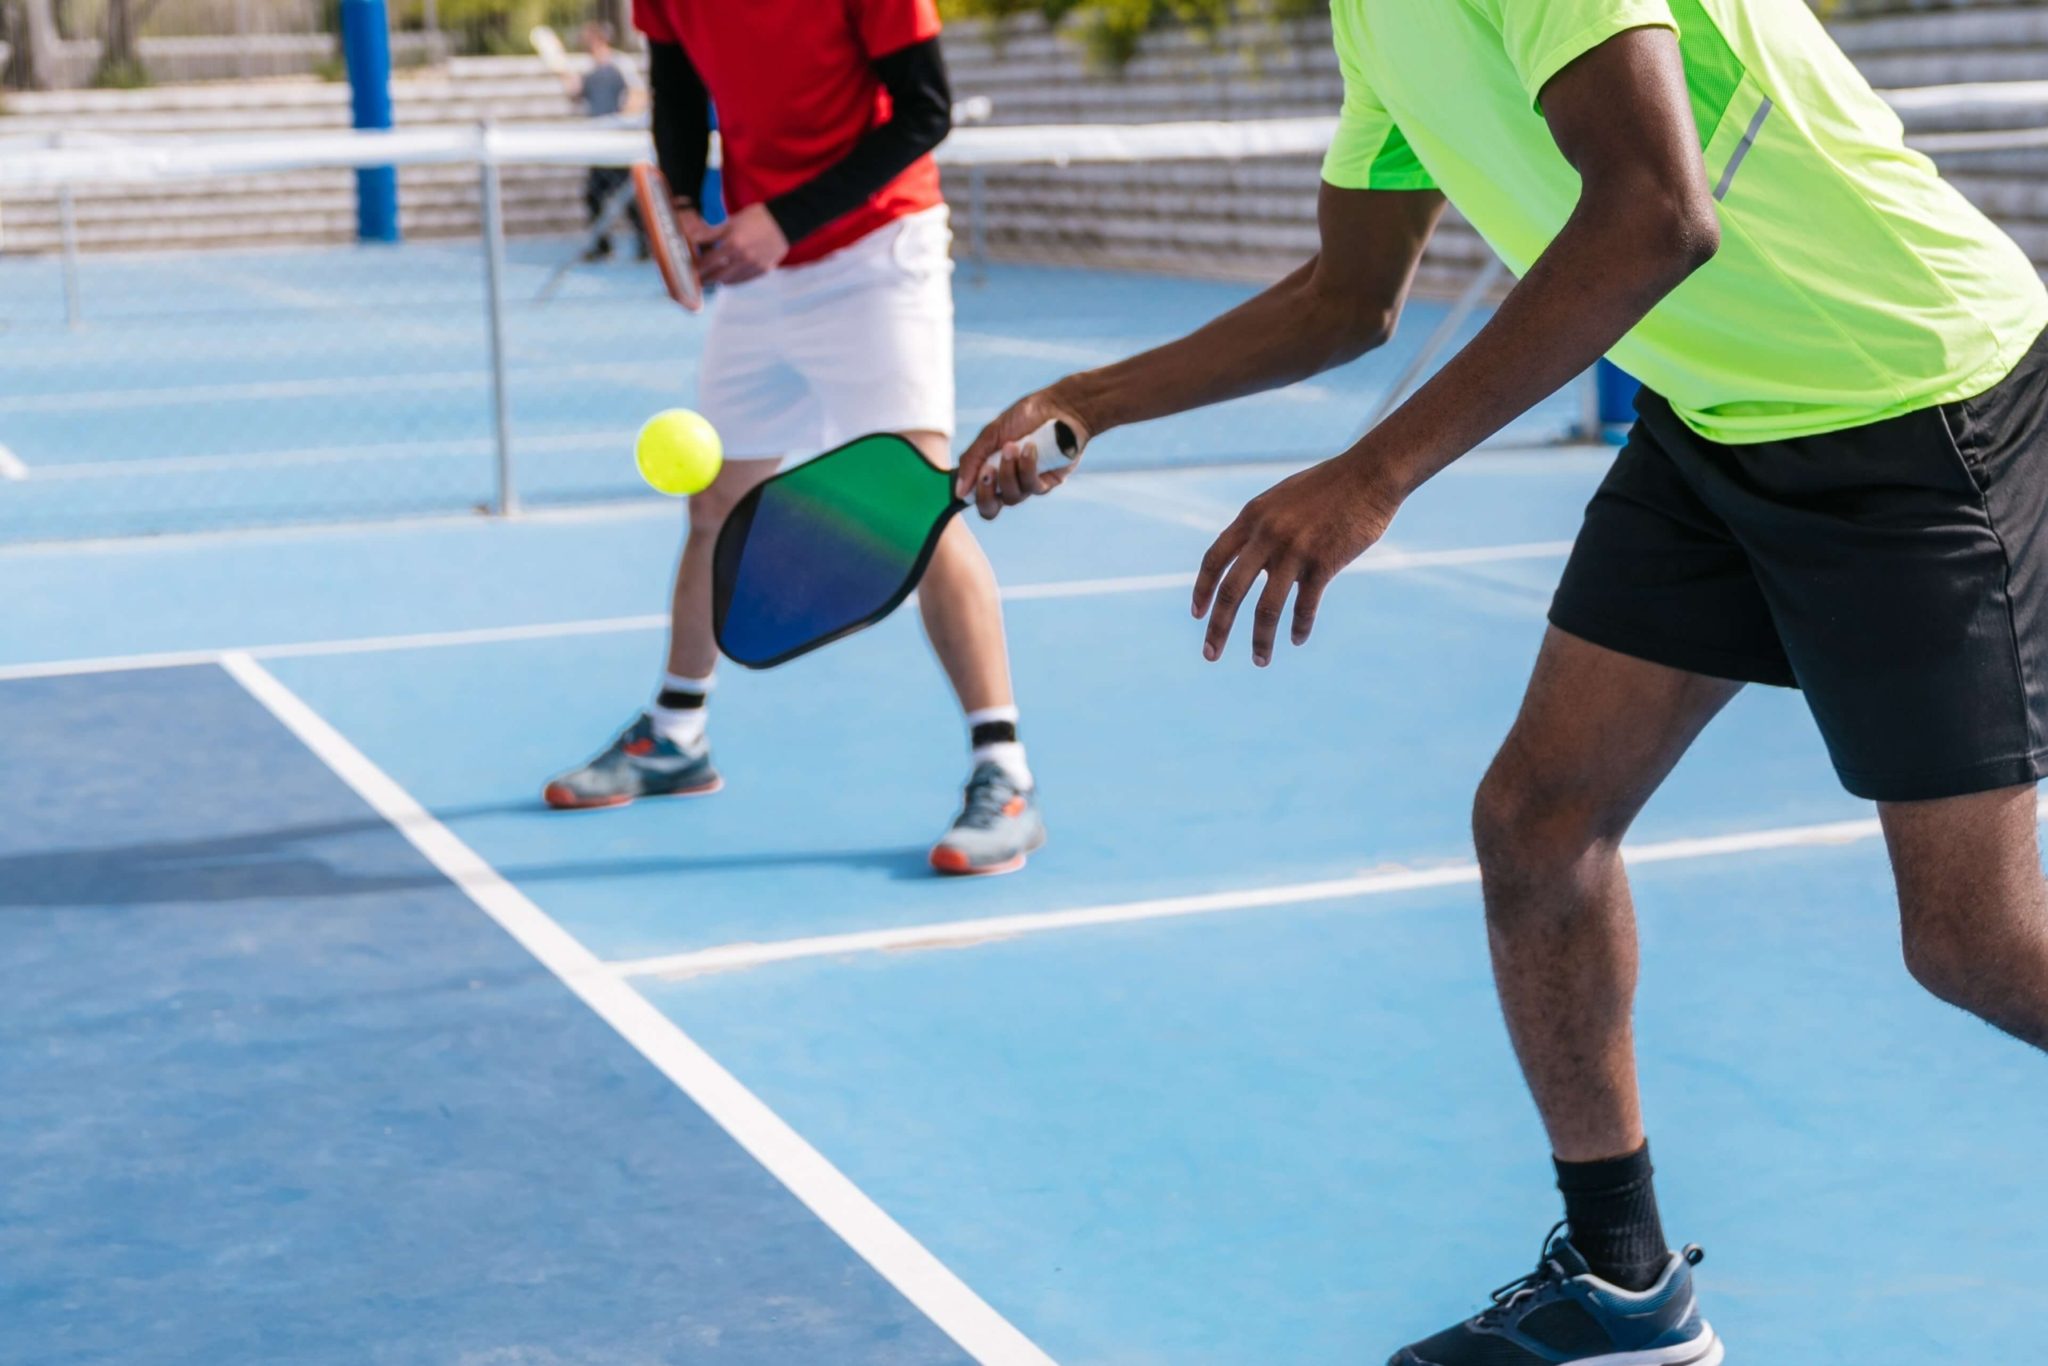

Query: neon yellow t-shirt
<box><xmin>1321</xmin><ymin>0</ymin><xmax>2048</xmax><ymax>444</ymax></box>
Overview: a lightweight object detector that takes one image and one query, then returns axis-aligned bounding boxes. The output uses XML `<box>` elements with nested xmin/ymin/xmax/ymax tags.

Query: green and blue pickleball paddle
<box><xmin>712</xmin><ymin>419</ymin><xmax>1080</xmax><ymax>668</ymax></box>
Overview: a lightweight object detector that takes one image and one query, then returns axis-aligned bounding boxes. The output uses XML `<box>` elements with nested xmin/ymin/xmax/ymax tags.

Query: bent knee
<box><xmin>1900</xmin><ymin>918</ymin><xmax>1990</xmax><ymax>1008</ymax></box>
<box><xmin>1472</xmin><ymin>756</ymin><xmax>1630</xmax><ymax>893</ymax></box>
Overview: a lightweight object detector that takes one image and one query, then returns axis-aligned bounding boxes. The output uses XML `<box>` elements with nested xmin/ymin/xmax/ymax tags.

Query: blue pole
<box><xmin>1594</xmin><ymin>359</ymin><xmax>1642</xmax><ymax>428</ymax></box>
<box><xmin>700</xmin><ymin>103</ymin><xmax>726</xmax><ymax>225</ymax></box>
<box><xmin>339</xmin><ymin>0</ymin><xmax>399</xmax><ymax>243</ymax></box>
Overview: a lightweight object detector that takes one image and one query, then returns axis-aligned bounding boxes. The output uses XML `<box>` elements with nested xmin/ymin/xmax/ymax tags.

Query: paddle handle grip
<box><xmin>1012</xmin><ymin>418</ymin><xmax>1083</xmax><ymax>472</ymax></box>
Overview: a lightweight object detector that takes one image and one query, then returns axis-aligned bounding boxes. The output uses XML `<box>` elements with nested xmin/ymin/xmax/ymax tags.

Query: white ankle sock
<box><xmin>648</xmin><ymin>704</ymin><xmax>707</xmax><ymax>748</ymax></box>
<box><xmin>972</xmin><ymin>740</ymin><xmax>1031</xmax><ymax>788</ymax></box>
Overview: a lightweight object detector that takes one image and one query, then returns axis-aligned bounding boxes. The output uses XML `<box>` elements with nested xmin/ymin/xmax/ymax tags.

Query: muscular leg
<box><xmin>1474</xmin><ymin>627</ymin><xmax>1742</xmax><ymax>1162</ymax></box>
<box><xmin>901</xmin><ymin>429</ymin><xmax>1014</xmax><ymax>714</ymax></box>
<box><xmin>1884</xmin><ymin>784</ymin><xmax>2048</xmax><ymax>1052</ymax></box>
<box><xmin>664</xmin><ymin>456</ymin><xmax>780</xmax><ymax>678</ymax></box>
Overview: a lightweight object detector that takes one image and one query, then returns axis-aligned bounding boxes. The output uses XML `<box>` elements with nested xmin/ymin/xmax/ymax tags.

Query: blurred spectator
<box><xmin>559</xmin><ymin>21</ymin><xmax>649</xmax><ymax>261</ymax></box>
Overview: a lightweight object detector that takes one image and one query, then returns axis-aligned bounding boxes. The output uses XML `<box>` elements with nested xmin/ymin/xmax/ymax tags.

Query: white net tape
<box><xmin>4</xmin><ymin>80</ymin><xmax>2039</xmax><ymax>194</ymax></box>
<box><xmin>0</xmin><ymin>118</ymin><xmax>1356</xmax><ymax>192</ymax></box>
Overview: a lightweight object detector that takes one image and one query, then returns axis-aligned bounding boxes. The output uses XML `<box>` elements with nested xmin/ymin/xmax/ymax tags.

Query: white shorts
<box><xmin>697</xmin><ymin>205</ymin><xmax>956</xmax><ymax>462</ymax></box>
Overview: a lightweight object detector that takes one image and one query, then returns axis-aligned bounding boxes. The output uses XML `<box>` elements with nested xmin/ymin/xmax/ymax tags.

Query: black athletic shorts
<box><xmin>1550</xmin><ymin>327</ymin><xmax>2048</xmax><ymax>803</ymax></box>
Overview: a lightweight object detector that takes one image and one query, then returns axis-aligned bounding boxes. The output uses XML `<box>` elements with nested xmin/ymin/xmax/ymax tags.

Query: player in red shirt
<box><xmin>542</xmin><ymin>0</ymin><xmax>1046</xmax><ymax>876</ymax></box>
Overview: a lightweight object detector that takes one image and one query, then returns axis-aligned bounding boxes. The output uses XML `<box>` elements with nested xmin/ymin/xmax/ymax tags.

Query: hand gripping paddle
<box><xmin>631</xmin><ymin>164</ymin><xmax>705</xmax><ymax>312</ymax></box>
<box><xmin>712</xmin><ymin>419</ymin><xmax>1082</xmax><ymax>668</ymax></box>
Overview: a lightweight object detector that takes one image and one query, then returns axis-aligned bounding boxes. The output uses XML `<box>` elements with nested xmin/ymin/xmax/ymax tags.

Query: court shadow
<box><xmin>0</xmin><ymin>805</ymin><xmax>939</xmax><ymax>907</ymax></box>
<box><xmin>502</xmin><ymin>845</ymin><xmax>938</xmax><ymax>883</ymax></box>
<box><xmin>0</xmin><ymin>841</ymin><xmax>444</xmax><ymax>908</ymax></box>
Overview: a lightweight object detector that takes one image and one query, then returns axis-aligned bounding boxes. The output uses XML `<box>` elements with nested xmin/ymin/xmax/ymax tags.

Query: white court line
<box><xmin>0</xmin><ymin>371</ymin><xmax>491</xmax><ymax>413</ymax></box>
<box><xmin>0</xmin><ymin>361</ymin><xmax>682</xmax><ymax>415</ymax></box>
<box><xmin>0</xmin><ymin>443</ymin><xmax>26</xmax><ymax>481</ymax></box>
<box><xmin>0</xmin><ymin>613</ymin><xmax>668</xmax><ymax>683</ymax></box>
<box><xmin>219</xmin><ymin>652</ymin><xmax>1057</xmax><ymax>1366</ymax></box>
<box><xmin>607</xmin><ymin>812</ymin><xmax>1910</xmax><ymax>981</ymax></box>
<box><xmin>30</xmin><ymin>429</ymin><xmax>640</xmax><ymax>482</ymax></box>
<box><xmin>1003</xmin><ymin>540</ymin><xmax>1571</xmax><ymax>600</ymax></box>
<box><xmin>0</xmin><ymin>540</ymin><xmax>1573</xmax><ymax>683</ymax></box>
<box><xmin>1061</xmin><ymin>476</ymin><xmax>1246</xmax><ymax>531</ymax></box>
<box><xmin>0</xmin><ymin>496</ymin><xmax>680</xmax><ymax>561</ymax></box>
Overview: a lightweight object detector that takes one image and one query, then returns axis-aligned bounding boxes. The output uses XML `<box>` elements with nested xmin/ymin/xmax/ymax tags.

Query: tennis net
<box><xmin>0</xmin><ymin>94</ymin><xmax>2041</xmax><ymax>545</ymax></box>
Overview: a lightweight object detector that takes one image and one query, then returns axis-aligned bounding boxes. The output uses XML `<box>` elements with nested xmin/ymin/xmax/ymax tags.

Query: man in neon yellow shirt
<box><xmin>959</xmin><ymin>0</ymin><xmax>2048</xmax><ymax>1358</ymax></box>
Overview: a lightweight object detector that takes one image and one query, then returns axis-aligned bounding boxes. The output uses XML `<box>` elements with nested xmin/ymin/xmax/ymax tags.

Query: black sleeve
<box><xmin>766</xmin><ymin>36</ymin><xmax>952</xmax><ymax>247</ymax></box>
<box><xmin>648</xmin><ymin>40</ymin><xmax>712</xmax><ymax>208</ymax></box>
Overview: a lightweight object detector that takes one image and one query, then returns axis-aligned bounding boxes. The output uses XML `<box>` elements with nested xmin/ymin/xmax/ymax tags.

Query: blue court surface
<box><xmin>4</xmin><ymin>250</ymin><xmax>2046</xmax><ymax>1365</ymax></box>
<box><xmin>0</xmin><ymin>242</ymin><xmax>1576</xmax><ymax>541</ymax></box>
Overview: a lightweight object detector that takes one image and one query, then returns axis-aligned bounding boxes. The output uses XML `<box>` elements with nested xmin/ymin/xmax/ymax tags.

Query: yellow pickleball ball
<box><xmin>635</xmin><ymin>408</ymin><xmax>724</xmax><ymax>496</ymax></box>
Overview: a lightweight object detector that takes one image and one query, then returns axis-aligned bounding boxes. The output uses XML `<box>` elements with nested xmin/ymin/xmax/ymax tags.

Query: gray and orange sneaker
<box><xmin>542</xmin><ymin>713</ymin><xmax>722</xmax><ymax>810</ymax></box>
<box><xmin>1390</xmin><ymin>1223</ymin><xmax>1721</xmax><ymax>1366</ymax></box>
<box><xmin>929</xmin><ymin>761</ymin><xmax>1045</xmax><ymax>876</ymax></box>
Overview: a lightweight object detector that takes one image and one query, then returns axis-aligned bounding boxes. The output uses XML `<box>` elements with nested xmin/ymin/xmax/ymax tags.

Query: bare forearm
<box><xmin>953</xmin><ymin>184</ymin><xmax>1437</xmax><ymax>510</ymax></box>
<box><xmin>1184</xmin><ymin>28</ymin><xmax>1727</xmax><ymax>668</ymax></box>
<box><xmin>1358</xmin><ymin>194</ymin><xmax>1715</xmax><ymax>498</ymax></box>
<box><xmin>1057</xmin><ymin>260</ymin><xmax>1392</xmax><ymax>437</ymax></box>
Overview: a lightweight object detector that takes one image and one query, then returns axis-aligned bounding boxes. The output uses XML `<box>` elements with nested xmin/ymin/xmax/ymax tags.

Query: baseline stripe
<box><xmin>607</xmin><ymin>811</ymin><xmax>1914</xmax><ymax>980</ymax></box>
<box><xmin>0</xmin><ymin>541</ymin><xmax>1572</xmax><ymax>682</ymax></box>
<box><xmin>220</xmin><ymin>653</ymin><xmax>1056</xmax><ymax>1366</ymax></box>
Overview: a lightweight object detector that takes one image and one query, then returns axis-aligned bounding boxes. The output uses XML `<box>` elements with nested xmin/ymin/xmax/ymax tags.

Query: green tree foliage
<box><xmin>941</xmin><ymin>0</ymin><xmax>1319</xmax><ymax>67</ymax></box>
<box><xmin>946</xmin><ymin>0</ymin><xmax>1851</xmax><ymax>65</ymax></box>
<box><xmin>93</xmin><ymin>0</ymin><xmax>160</xmax><ymax>86</ymax></box>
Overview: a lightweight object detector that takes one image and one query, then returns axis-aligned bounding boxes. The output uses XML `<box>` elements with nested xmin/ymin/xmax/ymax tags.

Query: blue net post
<box><xmin>701</xmin><ymin>104</ymin><xmax>726</xmax><ymax>225</ymax></box>
<box><xmin>339</xmin><ymin>0</ymin><xmax>399</xmax><ymax>243</ymax></box>
<box><xmin>1595</xmin><ymin>359</ymin><xmax>1641</xmax><ymax>430</ymax></box>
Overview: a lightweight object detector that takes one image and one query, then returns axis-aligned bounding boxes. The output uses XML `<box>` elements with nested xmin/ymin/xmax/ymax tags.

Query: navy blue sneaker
<box><xmin>542</xmin><ymin>713</ymin><xmax>721</xmax><ymax>810</ymax></box>
<box><xmin>1391</xmin><ymin>1224</ymin><xmax>1722</xmax><ymax>1365</ymax></box>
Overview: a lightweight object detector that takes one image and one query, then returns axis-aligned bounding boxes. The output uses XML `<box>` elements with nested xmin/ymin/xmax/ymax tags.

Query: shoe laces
<box><xmin>955</xmin><ymin>761</ymin><xmax>1021</xmax><ymax>830</ymax></box>
<box><xmin>1477</xmin><ymin>1221</ymin><xmax>1573</xmax><ymax>1328</ymax></box>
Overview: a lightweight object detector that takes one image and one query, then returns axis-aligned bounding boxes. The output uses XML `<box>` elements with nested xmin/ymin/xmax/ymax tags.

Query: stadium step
<box><xmin>2</xmin><ymin>21</ymin><xmax>2042</xmax><ymax>286</ymax></box>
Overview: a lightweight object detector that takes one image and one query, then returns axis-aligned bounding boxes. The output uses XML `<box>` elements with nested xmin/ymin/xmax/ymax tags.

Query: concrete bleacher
<box><xmin>1</xmin><ymin>9</ymin><xmax>2043</xmax><ymax>291</ymax></box>
<box><xmin>1831</xmin><ymin>4</ymin><xmax>2048</xmax><ymax>87</ymax></box>
<box><xmin>0</xmin><ymin>62</ymin><xmax>598</xmax><ymax>255</ymax></box>
<box><xmin>936</xmin><ymin>8</ymin><xmax>2048</xmax><ymax>288</ymax></box>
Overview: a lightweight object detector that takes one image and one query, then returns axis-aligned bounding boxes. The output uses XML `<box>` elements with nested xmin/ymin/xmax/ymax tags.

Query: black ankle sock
<box><xmin>970</xmin><ymin>719</ymin><xmax>1018</xmax><ymax>748</ymax></box>
<box><xmin>655</xmin><ymin>688</ymin><xmax>707</xmax><ymax>711</ymax></box>
<box><xmin>1554</xmin><ymin>1142</ymin><xmax>1669</xmax><ymax>1291</ymax></box>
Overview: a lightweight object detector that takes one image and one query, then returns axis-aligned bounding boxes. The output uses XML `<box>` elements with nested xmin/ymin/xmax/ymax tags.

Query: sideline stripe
<box><xmin>220</xmin><ymin>652</ymin><xmax>1057</xmax><ymax>1366</ymax></box>
<box><xmin>0</xmin><ymin>497</ymin><xmax>677</xmax><ymax>561</ymax></box>
<box><xmin>0</xmin><ymin>614</ymin><xmax>668</xmax><ymax>683</ymax></box>
<box><xmin>0</xmin><ymin>540</ymin><xmax>1573</xmax><ymax>683</ymax></box>
<box><xmin>0</xmin><ymin>360</ymin><xmax>681</xmax><ymax>415</ymax></box>
<box><xmin>27</xmin><ymin>428</ymin><xmax>640</xmax><ymax>482</ymax></box>
<box><xmin>0</xmin><ymin>444</ymin><xmax>26</xmax><ymax>481</ymax></box>
<box><xmin>606</xmin><ymin>812</ymin><xmax>1910</xmax><ymax>980</ymax></box>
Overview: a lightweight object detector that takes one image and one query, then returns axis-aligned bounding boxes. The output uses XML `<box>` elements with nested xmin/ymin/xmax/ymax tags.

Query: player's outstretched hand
<box><xmin>699</xmin><ymin>204</ymin><xmax>789</xmax><ymax>286</ymax></box>
<box><xmin>956</xmin><ymin>391</ymin><xmax>1089</xmax><ymax>521</ymax></box>
<box><xmin>1193</xmin><ymin>454</ymin><xmax>1399</xmax><ymax>667</ymax></box>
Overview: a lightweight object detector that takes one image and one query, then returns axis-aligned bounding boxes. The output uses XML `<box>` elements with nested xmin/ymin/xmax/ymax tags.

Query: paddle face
<box><xmin>632</xmin><ymin>163</ymin><xmax>704</xmax><ymax>312</ymax></box>
<box><xmin>713</xmin><ymin>434</ymin><xmax>957</xmax><ymax>668</ymax></box>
